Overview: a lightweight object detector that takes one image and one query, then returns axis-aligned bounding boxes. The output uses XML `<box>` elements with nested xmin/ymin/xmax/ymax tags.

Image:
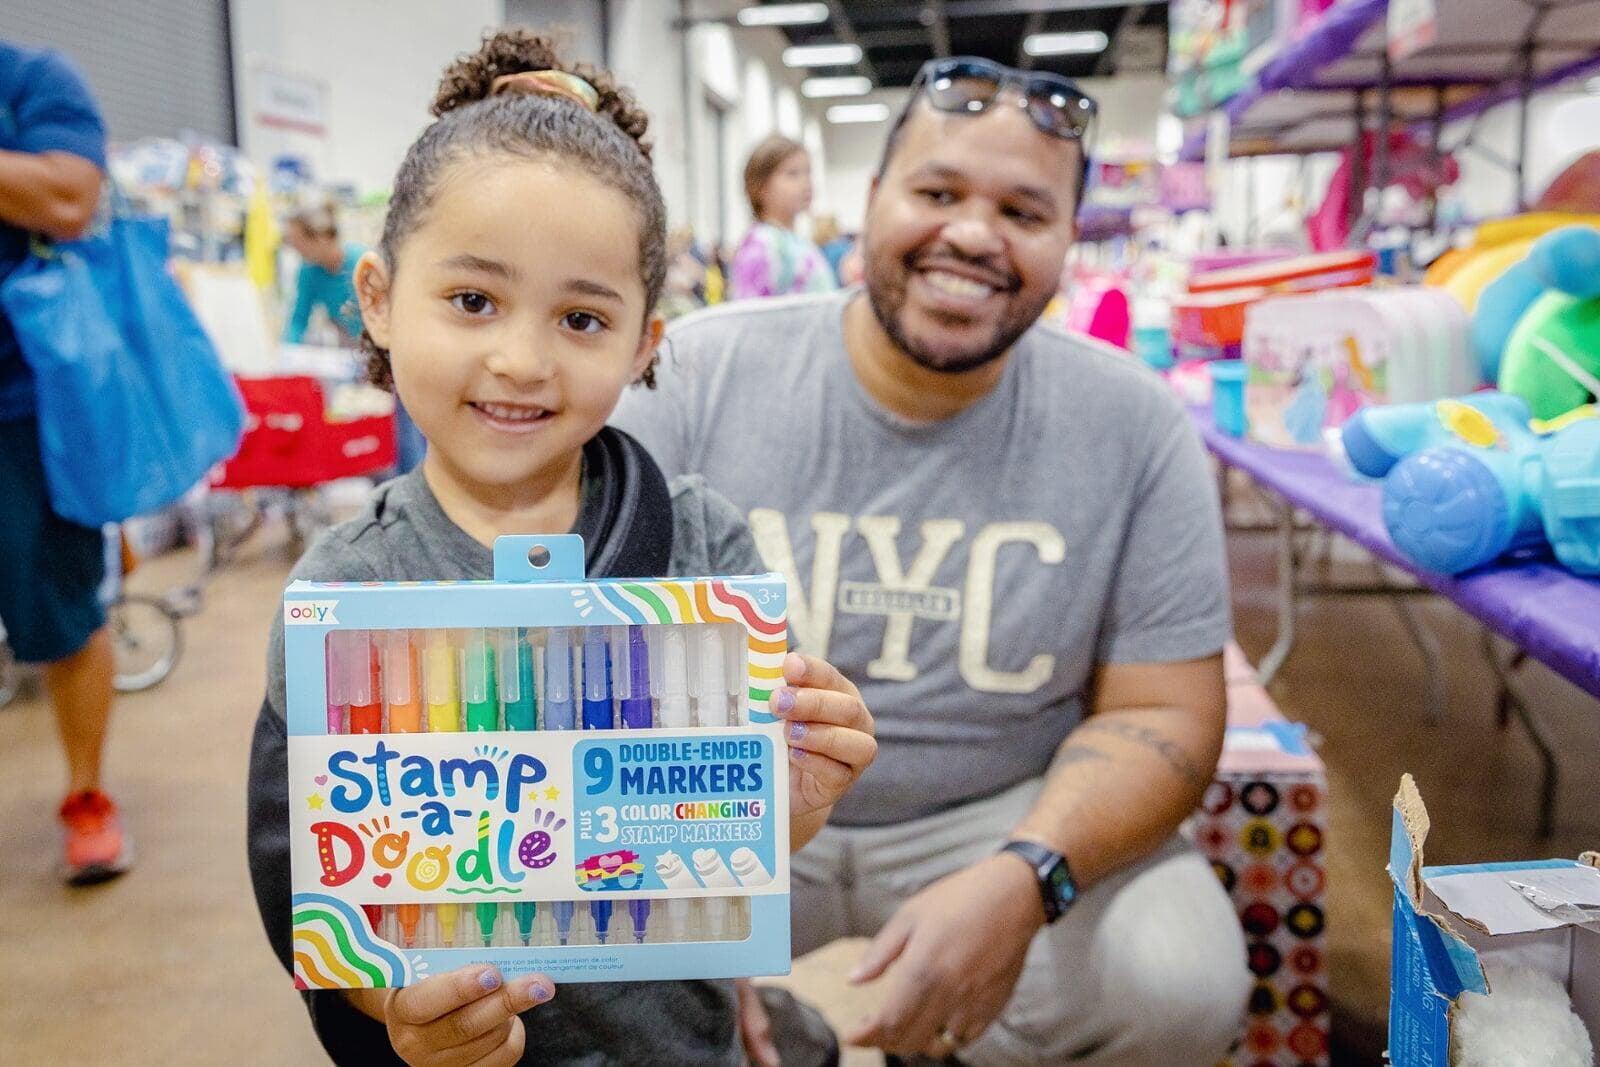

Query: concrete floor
<box><xmin>1</xmin><ymin>498</ymin><xmax>1596</xmax><ymax>1065</ymax></box>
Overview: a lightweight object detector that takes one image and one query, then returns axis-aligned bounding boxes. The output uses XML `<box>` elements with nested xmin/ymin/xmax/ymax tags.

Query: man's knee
<box><xmin>1089</xmin><ymin>860</ymin><xmax>1250</xmax><ymax>1062</ymax></box>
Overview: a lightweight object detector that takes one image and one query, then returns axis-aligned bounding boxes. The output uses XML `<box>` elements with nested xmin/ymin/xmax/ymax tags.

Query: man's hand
<box><xmin>0</xmin><ymin>150</ymin><xmax>102</xmax><ymax>240</ymax></box>
<box><xmin>382</xmin><ymin>965</ymin><xmax>552</xmax><ymax>1066</ymax></box>
<box><xmin>769</xmin><ymin>652</ymin><xmax>876</xmax><ymax>823</ymax></box>
<box><xmin>845</xmin><ymin>853</ymin><xmax>1043</xmax><ymax>1057</ymax></box>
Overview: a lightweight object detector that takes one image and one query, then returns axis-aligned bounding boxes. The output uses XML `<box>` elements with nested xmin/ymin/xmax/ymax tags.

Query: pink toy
<box><xmin>1065</xmin><ymin>282</ymin><xmax>1132</xmax><ymax>348</ymax></box>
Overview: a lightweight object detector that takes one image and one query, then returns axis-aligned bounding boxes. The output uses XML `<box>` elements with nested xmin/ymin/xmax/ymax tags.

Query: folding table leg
<box><xmin>1257</xmin><ymin>499</ymin><xmax>1298</xmax><ymax>686</ymax></box>
<box><xmin>1480</xmin><ymin>629</ymin><xmax>1559</xmax><ymax>839</ymax></box>
<box><xmin>1371</xmin><ymin>560</ymin><xmax>1445</xmax><ymax>726</ymax></box>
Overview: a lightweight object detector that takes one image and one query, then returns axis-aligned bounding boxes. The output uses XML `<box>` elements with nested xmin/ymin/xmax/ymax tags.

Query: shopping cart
<box><xmin>208</xmin><ymin>374</ymin><xmax>396</xmax><ymax>558</ymax></box>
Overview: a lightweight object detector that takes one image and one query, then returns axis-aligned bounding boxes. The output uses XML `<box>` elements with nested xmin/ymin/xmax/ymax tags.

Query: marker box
<box><xmin>283</xmin><ymin>535</ymin><xmax>790</xmax><ymax>988</ymax></box>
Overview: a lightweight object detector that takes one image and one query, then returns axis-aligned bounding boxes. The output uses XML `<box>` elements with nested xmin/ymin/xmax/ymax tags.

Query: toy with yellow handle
<box><xmin>1342</xmin><ymin>392</ymin><xmax>1600</xmax><ymax>575</ymax></box>
<box><xmin>1487</xmin><ymin>225</ymin><xmax>1600</xmax><ymax>421</ymax></box>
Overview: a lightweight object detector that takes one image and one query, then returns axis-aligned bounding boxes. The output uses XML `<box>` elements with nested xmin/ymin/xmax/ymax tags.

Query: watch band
<box><xmin>999</xmin><ymin>839</ymin><xmax>1078</xmax><ymax>923</ymax></box>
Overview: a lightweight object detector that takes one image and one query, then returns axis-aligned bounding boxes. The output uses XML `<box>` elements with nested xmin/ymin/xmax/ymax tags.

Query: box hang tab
<box><xmin>492</xmin><ymin>534</ymin><xmax>587</xmax><ymax>583</ymax></box>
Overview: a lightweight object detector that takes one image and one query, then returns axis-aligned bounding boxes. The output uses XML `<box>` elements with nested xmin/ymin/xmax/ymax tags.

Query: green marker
<box><xmin>501</xmin><ymin>627</ymin><xmax>539</xmax><ymax>943</ymax></box>
<box><xmin>500</xmin><ymin>627</ymin><xmax>537</xmax><ymax>731</ymax></box>
<box><xmin>463</xmin><ymin>629</ymin><xmax>499</xmax><ymax>732</ymax></box>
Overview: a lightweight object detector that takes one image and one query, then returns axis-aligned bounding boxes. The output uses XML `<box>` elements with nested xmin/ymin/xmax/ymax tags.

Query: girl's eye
<box><xmin>563</xmin><ymin>311</ymin><xmax>606</xmax><ymax>334</ymax></box>
<box><xmin>451</xmin><ymin>292</ymin><xmax>495</xmax><ymax>315</ymax></box>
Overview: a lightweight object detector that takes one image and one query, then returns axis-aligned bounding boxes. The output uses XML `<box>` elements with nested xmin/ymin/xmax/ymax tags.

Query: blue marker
<box><xmin>619</xmin><ymin>626</ymin><xmax>653</xmax><ymax>729</ymax></box>
<box><xmin>581</xmin><ymin>627</ymin><xmax>613</xmax><ymax>730</ymax></box>
<box><xmin>544</xmin><ymin>628</ymin><xmax>575</xmax><ymax>731</ymax></box>
<box><xmin>628</xmin><ymin>898</ymin><xmax>652</xmax><ymax>943</ymax></box>
<box><xmin>590</xmin><ymin>898</ymin><xmax>614</xmax><ymax>944</ymax></box>
<box><xmin>553</xmin><ymin>900</ymin><xmax>575</xmax><ymax>945</ymax></box>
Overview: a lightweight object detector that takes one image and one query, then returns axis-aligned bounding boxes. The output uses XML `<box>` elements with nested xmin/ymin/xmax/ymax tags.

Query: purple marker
<box><xmin>619</xmin><ymin>626</ymin><xmax>653</xmax><ymax>729</ymax></box>
<box><xmin>628</xmin><ymin>899</ymin><xmax>652</xmax><ymax>943</ymax></box>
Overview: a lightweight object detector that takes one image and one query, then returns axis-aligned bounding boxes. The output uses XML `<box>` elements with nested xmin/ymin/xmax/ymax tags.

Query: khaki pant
<box><xmin>793</xmin><ymin>778</ymin><xmax>1250</xmax><ymax>1066</ymax></box>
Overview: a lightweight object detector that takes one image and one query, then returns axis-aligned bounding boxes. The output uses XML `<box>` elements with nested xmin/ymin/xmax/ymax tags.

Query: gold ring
<box><xmin>939</xmin><ymin>1028</ymin><xmax>961</xmax><ymax>1050</ymax></box>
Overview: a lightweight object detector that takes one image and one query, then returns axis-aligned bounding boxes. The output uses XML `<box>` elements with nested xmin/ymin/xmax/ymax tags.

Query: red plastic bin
<box><xmin>212</xmin><ymin>375</ymin><xmax>396</xmax><ymax>489</ymax></box>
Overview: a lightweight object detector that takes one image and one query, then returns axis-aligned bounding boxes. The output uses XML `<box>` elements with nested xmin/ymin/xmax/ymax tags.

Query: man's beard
<box><xmin>862</xmin><ymin>242</ymin><xmax>1051</xmax><ymax>375</ymax></box>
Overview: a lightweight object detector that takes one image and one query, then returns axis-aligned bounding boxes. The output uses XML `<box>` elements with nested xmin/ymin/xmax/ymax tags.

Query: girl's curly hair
<box><xmin>362</xmin><ymin>29</ymin><xmax>664</xmax><ymax>389</ymax></box>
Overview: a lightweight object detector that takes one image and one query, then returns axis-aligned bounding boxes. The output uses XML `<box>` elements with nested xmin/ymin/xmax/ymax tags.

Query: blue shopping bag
<box><xmin>0</xmin><ymin>209</ymin><xmax>245</xmax><ymax>525</ymax></box>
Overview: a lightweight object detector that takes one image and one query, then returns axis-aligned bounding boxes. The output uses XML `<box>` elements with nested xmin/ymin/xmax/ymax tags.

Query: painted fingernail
<box><xmin>788</xmin><ymin>721</ymin><xmax>807</xmax><ymax>742</ymax></box>
<box><xmin>479</xmin><ymin>968</ymin><xmax>502</xmax><ymax>992</ymax></box>
<box><xmin>774</xmin><ymin>688</ymin><xmax>796</xmax><ymax>714</ymax></box>
<box><xmin>525</xmin><ymin>979</ymin><xmax>551</xmax><ymax>1005</ymax></box>
<box><xmin>789</xmin><ymin>745</ymin><xmax>807</xmax><ymax>761</ymax></box>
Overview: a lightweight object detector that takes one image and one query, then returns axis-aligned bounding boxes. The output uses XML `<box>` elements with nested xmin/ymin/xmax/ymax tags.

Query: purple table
<box><xmin>1193</xmin><ymin>409</ymin><xmax>1600</xmax><ymax>834</ymax></box>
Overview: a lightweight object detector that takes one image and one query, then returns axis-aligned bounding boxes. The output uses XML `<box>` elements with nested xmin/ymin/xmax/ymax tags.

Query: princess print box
<box><xmin>282</xmin><ymin>535</ymin><xmax>790</xmax><ymax>988</ymax></box>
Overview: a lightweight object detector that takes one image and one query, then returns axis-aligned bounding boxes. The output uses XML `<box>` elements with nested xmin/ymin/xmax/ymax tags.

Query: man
<box><xmin>613</xmin><ymin>56</ymin><xmax>1248</xmax><ymax>1066</ymax></box>
<box><xmin>281</xmin><ymin>205</ymin><xmax>364</xmax><ymax>345</ymax></box>
<box><xmin>0</xmin><ymin>40</ymin><xmax>131</xmax><ymax>884</ymax></box>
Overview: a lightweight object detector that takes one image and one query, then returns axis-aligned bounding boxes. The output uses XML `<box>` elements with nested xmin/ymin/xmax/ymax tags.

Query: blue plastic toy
<box><xmin>1341</xmin><ymin>393</ymin><xmax>1600</xmax><ymax>575</ymax></box>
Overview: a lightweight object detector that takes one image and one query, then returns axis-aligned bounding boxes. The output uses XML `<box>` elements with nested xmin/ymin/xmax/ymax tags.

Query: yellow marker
<box><xmin>425</xmin><ymin>629</ymin><xmax>461</xmax><ymax>732</ymax></box>
<box><xmin>436</xmin><ymin>903</ymin><xmax>460</xmax><ymax>948</ymax></box>
<box><xmin>422</xmin><ymin>629</ymin><xmax>462</xmax><ymax>949</ymax></box>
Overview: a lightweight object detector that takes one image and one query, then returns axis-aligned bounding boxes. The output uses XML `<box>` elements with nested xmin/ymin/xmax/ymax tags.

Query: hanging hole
<box><xmin>527</xmin><ymin>545</ymin><xmax>552</xmax><ymax>569</ymax></box>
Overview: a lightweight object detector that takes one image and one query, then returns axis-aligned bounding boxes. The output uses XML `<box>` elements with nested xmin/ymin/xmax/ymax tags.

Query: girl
<box><xmin>247</xmin><ymin>31</ymin><xmax>875</xmax><ymax>1067</ymax></box>
<box><xmin>727</xmin><ymin>135</ymin><xmax>838</xmax><ymax>300</ymax></box>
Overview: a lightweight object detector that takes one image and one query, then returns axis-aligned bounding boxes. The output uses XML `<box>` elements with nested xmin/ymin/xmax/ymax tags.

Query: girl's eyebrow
<box><xmin>564</xmin><ymin>278</ymin><xmax>625</xmax><ymax>303</ymax></box>
<box><xmin>440</xmin><ymin>253</ymin><xmax>518</xmax><ymax>279</ymax></box>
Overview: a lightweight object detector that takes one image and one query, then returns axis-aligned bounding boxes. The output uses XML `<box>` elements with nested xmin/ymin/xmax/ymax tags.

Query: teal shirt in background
<box><xmin>283</xmin><ymin>243</ymin><xmax>363</xmax><ymax>343</ymax></box>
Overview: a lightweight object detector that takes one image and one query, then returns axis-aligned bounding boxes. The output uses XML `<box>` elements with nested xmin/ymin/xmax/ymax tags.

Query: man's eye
<box><xmin>1006</xmin><ymin>207</ymin><xmax>1044</xmax><ymax>226</ymax></box>
<box><xmin>920</xmin><ymin>189</ymin><xmax>956</xmax><ymax>205</ymax></box>
<box><xmin>564</xmin><ymin>311</ymin><xmax>606</xmax><ymax>334</ymax></box>
<box><xmin>451</xmin><ymin>292</ymin><xmax>494</xmax><ymax>315</ymax></box>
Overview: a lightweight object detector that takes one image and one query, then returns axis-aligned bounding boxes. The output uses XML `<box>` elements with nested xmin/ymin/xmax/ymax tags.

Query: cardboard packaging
<box><xmin>1387</xmin><ymin>774</ymin><xmax>1600</xmax><ymax>1065</ymax></box>
<box><xmin>282</xmin><ymin>535</ymin><xmax>790</xmax><ymax>988</ymax></box>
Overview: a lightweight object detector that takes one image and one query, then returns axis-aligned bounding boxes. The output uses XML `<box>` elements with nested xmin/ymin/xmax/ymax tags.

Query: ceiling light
<box><xmin>783</xmin><ymin>43</ymin><xmax>863</xmax><ymax>67</ymax></box>
<box><xmin>737</xmin><ymin>3</ymin><xmax>829</xmax><ymax>27</ymax></box>
<box><xmin>827</xmin><ymin>103</ymin><xmax>889</xmax><ymax>124</ymax></box>
<box><xmin>1023</xmin><ymin>31</ymin><xmax>1110</xmax><ymax>57</ymax></box>
<box><xmin>802</xmin><ymin>75</ymin><xmax>872</xmax><ymax>98</ymax></box>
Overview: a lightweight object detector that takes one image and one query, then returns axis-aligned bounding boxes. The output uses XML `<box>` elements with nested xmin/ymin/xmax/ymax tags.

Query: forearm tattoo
<box><xmin>1072</xmin><ymin>718</ymin><xmax>1209</xmax><ymax>787</ymax></box>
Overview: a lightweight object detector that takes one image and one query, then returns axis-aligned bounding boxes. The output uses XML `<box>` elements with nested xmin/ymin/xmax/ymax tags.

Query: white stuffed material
<box><xmin>1451</xmin><ymin>963</ymin><xmax>1594</xmax><ymax>1066</ymax></box>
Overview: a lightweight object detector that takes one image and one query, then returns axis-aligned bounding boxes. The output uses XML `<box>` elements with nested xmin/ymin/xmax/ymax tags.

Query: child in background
<box><xmin>246</xmin><ymin>31</ymin><xmax>875</xmax><ymax>1067</ymax></box>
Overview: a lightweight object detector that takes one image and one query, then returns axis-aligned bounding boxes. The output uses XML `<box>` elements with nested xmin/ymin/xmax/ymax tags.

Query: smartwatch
<box><xmin>999</xmin><ymin>840</ymin><xmax>1078</xmax><ymax>923</ymax></box>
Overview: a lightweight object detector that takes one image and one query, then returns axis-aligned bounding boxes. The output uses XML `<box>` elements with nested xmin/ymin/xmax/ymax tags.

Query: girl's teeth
<box><xmin>480</xmin><ymin>403</ymin><xmax>544</xmax><ymax>421</ymax></box>
<box><xmin>925</xmin><ymin>270</ymin><xmax>992</xmax><ymax>298</ymax></box>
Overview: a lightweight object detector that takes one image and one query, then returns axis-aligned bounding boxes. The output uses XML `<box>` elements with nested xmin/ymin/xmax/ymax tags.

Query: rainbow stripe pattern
<box><xmin>577</xmin><ymin>580</ymin><xmax>786</xmax><ymax>719</ymax></box>
<box><xmin>292</xmin><ymin>893</ymin><xmax>413</xmax><ymax>989</ymax></box>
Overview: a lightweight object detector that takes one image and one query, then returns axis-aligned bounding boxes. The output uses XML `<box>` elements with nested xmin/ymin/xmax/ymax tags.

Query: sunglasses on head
<box><xmin>911</xmin><ymin>56</ymin><xmax>1097</xmax><ymax>143</ymax></box>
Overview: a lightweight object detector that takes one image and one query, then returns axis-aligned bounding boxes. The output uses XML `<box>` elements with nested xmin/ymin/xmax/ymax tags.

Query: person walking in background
<box><xmin>282</xmin><ymin>203</ymin><xmax>425</xmax><ymax>472</ymax></box>
<box><xmin>0</xmin><ymin>39</ymin><xmax>131</xmax><ymax>885</ymax></box>
<box><xmin>280</xmin><ymin>205</ymin><xmax>363</xmax><ymax>345</ymax></box>
<box><xmin>727</xmin><ymin>135</ymin><xmax>836</xmax><ymax>300</ymax></box>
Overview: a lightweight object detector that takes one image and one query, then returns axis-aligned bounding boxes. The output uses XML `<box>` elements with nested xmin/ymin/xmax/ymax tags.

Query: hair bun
<box><xmin>433</xmin><ymin>29</ymin><xmax>653</xmax><ymax>161</ymax></box>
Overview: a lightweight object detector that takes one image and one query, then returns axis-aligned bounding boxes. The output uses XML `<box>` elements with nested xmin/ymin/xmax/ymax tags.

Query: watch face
<box><xmin>1047</xmin><ymin>862</ymin><xmax>1076</xmax><ymax>904</ymax></box>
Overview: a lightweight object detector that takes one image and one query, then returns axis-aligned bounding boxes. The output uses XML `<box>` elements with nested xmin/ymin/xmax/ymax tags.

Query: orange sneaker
<box><xmin>59</xmin><ymin>790</ymin><xmax>133</xmax><ymax>886</ymax></box>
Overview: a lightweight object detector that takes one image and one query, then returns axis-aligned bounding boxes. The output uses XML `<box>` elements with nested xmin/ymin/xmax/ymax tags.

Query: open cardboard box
<box><xmin>1387</xmin><ymin>774</ymin><xmax>1600</xmax><ymax>1064</ymax></box>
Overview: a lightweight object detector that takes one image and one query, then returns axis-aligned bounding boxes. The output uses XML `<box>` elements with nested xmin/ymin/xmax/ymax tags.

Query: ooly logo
<box><xmin>285</xmin><ymin>600</ymin><xmax>340</xmax><ymax>625</ymax></box>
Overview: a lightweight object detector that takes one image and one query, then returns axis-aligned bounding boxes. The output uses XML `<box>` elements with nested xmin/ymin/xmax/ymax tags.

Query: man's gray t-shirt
<box><xmin>612</xmin><ymin>290</ymin><xmax>1230</xmax><ymax>827</ymax></box>
<box><xmin>251</xmin><ymin>467</ymin><xmax>760</xmax><ymax>1066</ymax></box>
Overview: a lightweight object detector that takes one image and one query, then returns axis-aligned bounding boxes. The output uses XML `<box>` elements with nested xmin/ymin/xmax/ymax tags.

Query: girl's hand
<box><xmin>769</xmin><ymin>652</ymin><xmax>876</xmax><ymax>820</ymax></box>
<box><xmin>384</xmin><ymin>965</ymin><xmax>553</xmax><ymax>1066</ymax></box>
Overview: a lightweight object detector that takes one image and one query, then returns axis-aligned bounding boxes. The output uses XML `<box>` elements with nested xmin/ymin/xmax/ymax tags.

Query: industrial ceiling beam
<box><xmin>1017</xmin><ymin>11</ymin><xmax>1048</xmax><ymax>69</ymax></box>
<box><xmin>1094</xmin><ymin>2</ymin><xmax>1146</xmax><ymax>74</ymax></box>
<box><xmin>824</xmin><ymin>0</ymin><xmax>882</xmax><ymax>85</ymax></box>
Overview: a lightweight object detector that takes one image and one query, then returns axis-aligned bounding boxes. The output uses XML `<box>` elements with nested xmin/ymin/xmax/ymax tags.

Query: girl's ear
<box><xmin>631</xmin><ymin>315</ymin><xmax>665</xmax><ymax>381</ymax></box>
<box><xmin>354</xmin><ymin>252</ymin><xmax>393</xmax><ymax>349</ymax></box>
